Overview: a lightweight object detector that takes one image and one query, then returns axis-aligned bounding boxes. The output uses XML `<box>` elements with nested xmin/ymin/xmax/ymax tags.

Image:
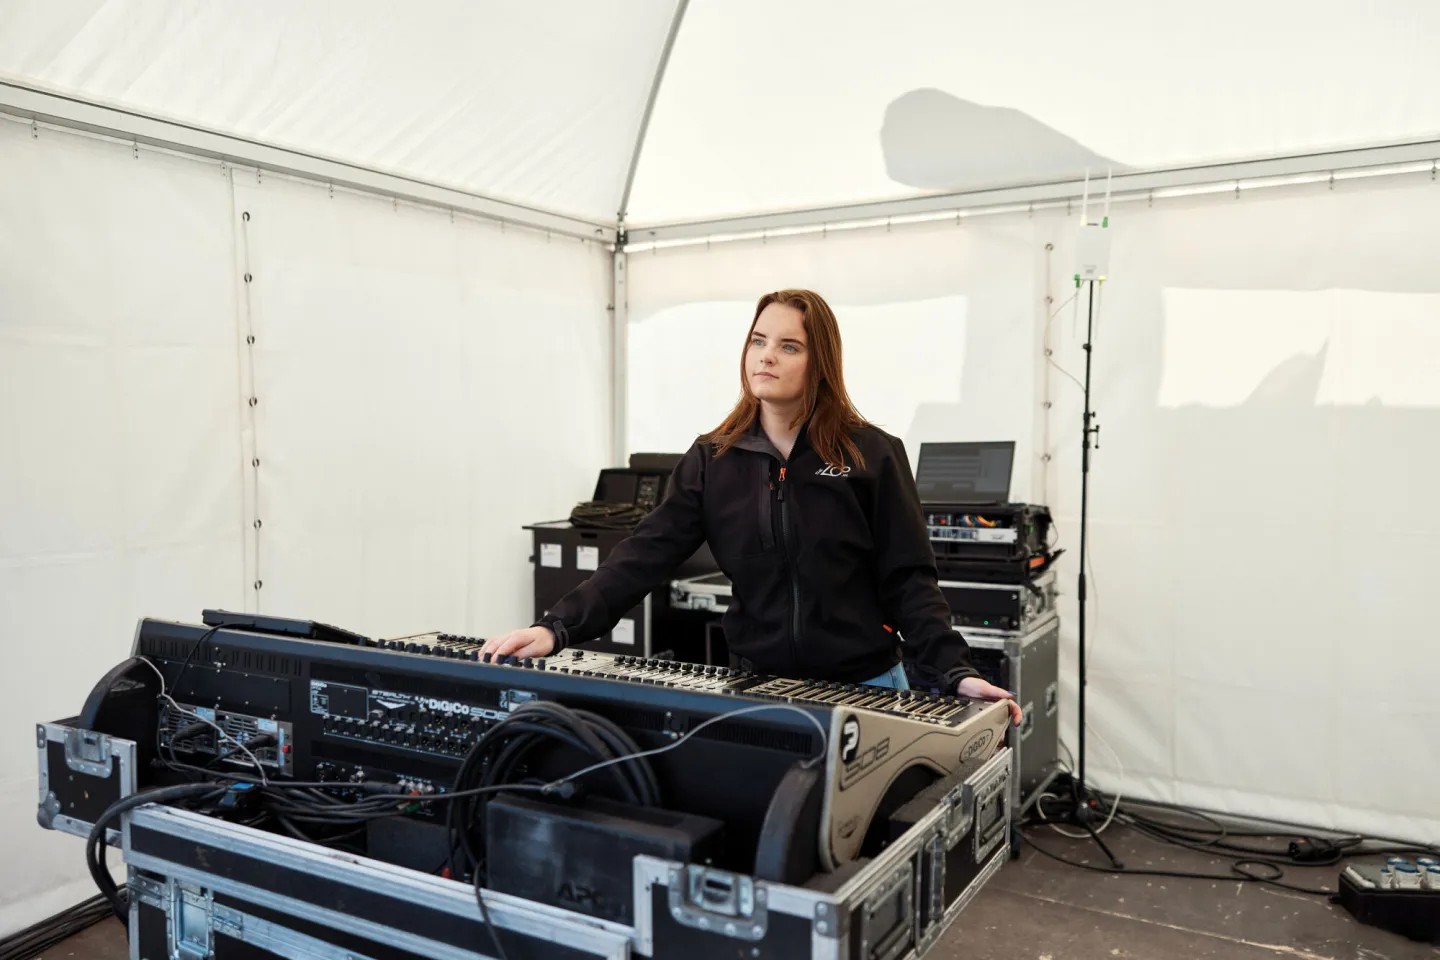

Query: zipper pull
<box><xmin>777</xmin><ymin>466</ymin><xmax>787</xmax><ymax>501</ymax></box>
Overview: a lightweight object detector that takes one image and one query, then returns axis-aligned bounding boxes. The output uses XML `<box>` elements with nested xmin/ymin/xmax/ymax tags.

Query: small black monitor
<box><xmin>914</xmin><ymin>441</ymin><xmax>1015</xmax><ymax>504</ymax></box>
<box><xmin>593</xmin><ymin>470</ymin><xmax>641</xmax><ymax>504</ymax></box>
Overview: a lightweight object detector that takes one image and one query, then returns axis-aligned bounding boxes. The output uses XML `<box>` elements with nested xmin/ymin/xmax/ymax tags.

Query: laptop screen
<box><xmin>915</xmin><ymin>441</ymin><xmax>1015</xmax><ymax>504</ymax></box>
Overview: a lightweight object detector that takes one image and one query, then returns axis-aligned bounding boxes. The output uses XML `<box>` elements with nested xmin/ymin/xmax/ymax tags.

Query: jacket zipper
<box><xmin>775</xmin><ymin>465</ymin><xmax>801</xmax><ymax>659</ymax></box>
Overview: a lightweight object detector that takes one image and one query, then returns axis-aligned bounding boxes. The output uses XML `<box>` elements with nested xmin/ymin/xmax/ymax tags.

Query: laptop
<box><xmin>914</xmin><ymin>441</ymin><xmax>1015</xmax><ymax>506</ymax></box>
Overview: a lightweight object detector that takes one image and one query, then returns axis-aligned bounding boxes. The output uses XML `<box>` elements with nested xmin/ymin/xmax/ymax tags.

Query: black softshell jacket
<box><xmin>538</xmin><ymin>419</ymin><xmax>981</xmax><ymax>688</ymax></box>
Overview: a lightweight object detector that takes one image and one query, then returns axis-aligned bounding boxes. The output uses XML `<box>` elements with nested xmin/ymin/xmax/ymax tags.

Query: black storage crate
<box><xmin>955</xmin><ymin>615</ymin><xmax>1061</xmax><ymax>816</ymax></box>
<box><xmin>526</xmin><ymin>521</ymin><xmax>717</xmax><ymax>659</ymax></box>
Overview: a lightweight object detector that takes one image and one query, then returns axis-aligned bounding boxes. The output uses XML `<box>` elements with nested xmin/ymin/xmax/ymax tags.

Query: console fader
<box><xmin>381</xmin><ymin>632</ymin><xmax>979</xmax><ymax>726</ymax></box>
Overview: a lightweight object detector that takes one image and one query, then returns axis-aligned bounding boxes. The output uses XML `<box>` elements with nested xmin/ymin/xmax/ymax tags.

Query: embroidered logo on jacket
<box><xmin>815</xmin><ymin>464</ymin><xmax>851</xmax><ymax>478</ymax></box>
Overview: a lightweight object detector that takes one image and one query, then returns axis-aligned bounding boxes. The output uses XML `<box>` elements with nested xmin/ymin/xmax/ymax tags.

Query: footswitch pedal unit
<box><xmin>1337</xmin><ymin>859</ymin><xmax>1440</xmax><ymax>944</ymax></box>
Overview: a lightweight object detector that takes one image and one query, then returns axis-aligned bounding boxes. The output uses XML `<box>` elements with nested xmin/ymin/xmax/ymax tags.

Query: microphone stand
<box><xmin>1065</xmin><ymin>274</ymin><xmax>1122</xmax><ymax>869</ymax></box>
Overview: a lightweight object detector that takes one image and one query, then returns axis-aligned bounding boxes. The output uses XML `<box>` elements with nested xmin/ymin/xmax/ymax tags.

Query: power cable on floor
<box><xmin>1022</xmin><ymin>788</ymin><xmax>1440</xmax><ymax>899</ymax></box>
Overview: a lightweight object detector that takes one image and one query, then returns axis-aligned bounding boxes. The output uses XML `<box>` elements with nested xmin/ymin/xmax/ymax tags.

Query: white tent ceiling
<box><xmin>3</xmin><ymin>0</ymin><xmax>1438</xmax><ymax>230</ymax></box>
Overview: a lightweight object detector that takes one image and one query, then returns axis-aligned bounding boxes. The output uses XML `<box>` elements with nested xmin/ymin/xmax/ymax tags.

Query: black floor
<box><xmin>40</xmin><ymin>824</ymin><xmax>1440</xmax><ymax>959</ymax></box>
<box><xmin>944</xmin><ymin>824</ymin><xmax>1440</xmax><ymax>960</ymax></box>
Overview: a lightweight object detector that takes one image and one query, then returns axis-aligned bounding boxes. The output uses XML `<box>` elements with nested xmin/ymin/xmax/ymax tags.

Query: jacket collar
<box><xmin>733</xmin><ymin>408</ymin><xmax>811</xmax><ymax>461</ymax></box>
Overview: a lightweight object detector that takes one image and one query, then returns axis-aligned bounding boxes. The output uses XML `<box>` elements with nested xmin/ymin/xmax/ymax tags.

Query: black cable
<box><xmin>0</xmin><ymin>895</ymin><xmax>112</xmax><ymax>960</ymax></box>
<box><xmin>473</xmin><ymin>863</ymin><xmax>510</xmax><ymax>960</ymax></box>
<box><xmin>170</xmin><ymin>625</ymin><xmax>223</xmax><ymax>698</ymax></box>
<box><xmin>445</xmin><ymin>700</ymin><xmax>664</xmax><ymax>890</ymax></box>
<box><xmin>1019</xmin><ymin>832</ymin><xmax>1335</xmax><ymax>896</ymax></box>
<box><xmin>1025</xmin><ymin>786</ymin><xmax>1440</xmax><ymax>897</ymax></box>
<box><xmin>568</xmin><ymin>501</ymin><xmax>647</xmax><ymax>530</ymax></box>
<box><xmin>86</xmin><ymin>783</ymin><xmax>230</xmax><ymax>927</ymax></box>
<box><xmin>1119</xmin><ymin>809</ymin><xmax>1347</xmax><ymax>864</ymax></box>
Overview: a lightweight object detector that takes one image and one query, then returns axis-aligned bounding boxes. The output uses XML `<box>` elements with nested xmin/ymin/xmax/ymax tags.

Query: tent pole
<box><xmin>611</xmin><ymin>246</ymin><xmax>629</xmax><ymax>468</ymax></box>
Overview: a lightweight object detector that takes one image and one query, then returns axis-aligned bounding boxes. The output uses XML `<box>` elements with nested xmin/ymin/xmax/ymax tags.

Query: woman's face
<box><xmin>747</xmin><ymin>302</ymin><xmax>808</xmax><ymax>404</ymax></box>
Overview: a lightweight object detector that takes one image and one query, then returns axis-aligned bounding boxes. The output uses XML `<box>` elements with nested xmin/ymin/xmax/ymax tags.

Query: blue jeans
<box><xmin>861</xmin><ymin>663</ymin><xmax>911</xmax><ymax>689</ymax></box>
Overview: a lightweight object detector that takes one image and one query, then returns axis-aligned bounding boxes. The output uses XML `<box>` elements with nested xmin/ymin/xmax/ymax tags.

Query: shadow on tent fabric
<box><xmin>880</xmin><ymin>88</ymin><xmax>1128</xmax><ymax>191</ymax></box>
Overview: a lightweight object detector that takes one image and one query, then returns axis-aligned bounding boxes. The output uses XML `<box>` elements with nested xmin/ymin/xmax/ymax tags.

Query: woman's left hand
<box><xmin>955</xmin><ymin>676</ymin><xmax>1023</xmax><ymax>726</ymax></box>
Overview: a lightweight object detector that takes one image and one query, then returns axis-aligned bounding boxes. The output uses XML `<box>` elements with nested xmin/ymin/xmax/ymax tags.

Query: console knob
<box><xmin>523</xmin><ymin>657</ymin><xmax>533</xmax><ymax>668</ymax></box>
<box><xmin>482</xmin><ymin>652</ymin><xmax>492</xmax><ymax>663</ymax></box>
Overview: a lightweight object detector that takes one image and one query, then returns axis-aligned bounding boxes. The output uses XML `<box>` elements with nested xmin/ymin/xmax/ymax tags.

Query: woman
<box><xmin>484</xmin><ymin>289</ymin><xmax>1021</xmax><ymax>725</ymax></box>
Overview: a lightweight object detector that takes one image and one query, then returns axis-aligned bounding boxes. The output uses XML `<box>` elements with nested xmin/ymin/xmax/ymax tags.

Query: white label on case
<box><xmin>540</xmin><ymin>543</ymin><xmax>562</xmax><ymax>568</ymax></box>
<box><xmin>612</xmin><ymin>618</ymin><xmax>635</xmax><ymax>646</ymax></box>
<box><xmin>576</xmin><ymin>545</ymin><xmax>599</xmax><ymax>571</ymax></box>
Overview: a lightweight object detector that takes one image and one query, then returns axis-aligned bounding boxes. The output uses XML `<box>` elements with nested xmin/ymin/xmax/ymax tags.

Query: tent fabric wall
<box><xmin>625</xmin><ymin>172</ymin><xmax>1440</xmax><ymax>846</ymax></box>
<box><xmin>0</xmin><ymin>122</ymin><xmax>615</xmax><ymax>936</ymax></box>
<box><xmin>1038</xmin><ymin>174</ymin><xmax>1440</xmax><ymax>846</ymax></box>
<box><xmin>0</xmin><ymin>119</ymin><xmax>246</xmax><ymax>935</ymax></box>
<box><xmin>233</xmin><ymin>172</ymin><xmax>613</xmax><ymax>639</ymax></box>
<box><xmin>626</xmin><ymin>218</ymin><xmax>1044</xmax><ymax>500</ymax></box>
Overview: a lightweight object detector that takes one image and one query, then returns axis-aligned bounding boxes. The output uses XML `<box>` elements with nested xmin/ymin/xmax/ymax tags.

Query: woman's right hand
<box><xmin>480</xmin><ymin>626</ymin><xmax>556</xmax><ymax>660</ymax></box>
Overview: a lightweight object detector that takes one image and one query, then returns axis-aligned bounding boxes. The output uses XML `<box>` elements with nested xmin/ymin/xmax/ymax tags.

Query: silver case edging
<box><xmin>632</xmin><ymin>746</ymin><xmax>1012</xmax><ymax>960</ymax></box>
<box><xmin>36</xmin><ymin>721</ymin><xmax>138</xmax><ymax>842</ymax></box>
<box><xmin>123</xmin><ymin>805</ymin><xmax>633</xmax><ymax>960</ymax></box>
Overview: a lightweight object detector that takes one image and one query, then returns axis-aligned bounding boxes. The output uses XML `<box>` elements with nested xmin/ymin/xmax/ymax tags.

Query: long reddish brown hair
<box><xmin>701</xmin><ymin>289</ymin><xmax>869</xmax><ymax>469</ymax></box>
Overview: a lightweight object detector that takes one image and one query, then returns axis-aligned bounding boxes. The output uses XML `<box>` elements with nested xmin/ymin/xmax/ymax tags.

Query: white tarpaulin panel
<box><xmin>234</xmin><ymin>173</ymin><xmax>613</xmax><ymax>641</ymax></box>
<box><xmin>1037</xmin><ymin>176</ymin><xmax>1440</xmax><ymax>844</ymax></box>
<box><xmin>0</xmin><ymin>120</ymin><xmax>246</xmax><ymax>935</ymax></box>
<box><xmin>0</xmin><ymin>0</ymin><xmax>681</xmax><ymax>222</ymax></box>
<box><xmin>627</xmin><ymin>0</ymin><xmax>1440</xmax><ymax>223</ymax></box>
<box><xmin>0</xmin><ymin>120</ymin><xmax>614</xmax><ymax>938</ymax></box>
<box><xmin>628</xmin><ymin>295</ymin><xmax>972</xmax><ymax>457</ymax></box>
<box><xmin>626</xmin><ymin>173</ymin><xmax>1440</xmax><ymax>845</ymax></box>
<box><xmin>626</xmin><ymin>216</ymin><xmax>1042</xmax><ymax>497</ymax></box>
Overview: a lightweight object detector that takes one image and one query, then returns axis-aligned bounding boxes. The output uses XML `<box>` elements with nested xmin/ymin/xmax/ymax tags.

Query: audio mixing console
<box><xmin>136</xmin><ymin>618</ymin><xmax>1010</xmax><ymax>872</ymax></box>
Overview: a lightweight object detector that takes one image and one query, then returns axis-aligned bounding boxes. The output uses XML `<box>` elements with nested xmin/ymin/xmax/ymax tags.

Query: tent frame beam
<box><xmin>0</xmin><ymin>80</ymin><xmax>617</xmax><ymax>244</ymax></box>
<box><xmin>621</xmin><ymin>136</ymin><xmax>1440</xmax><ymax>245</ymax></box>
<box><xmin>618</xmin><ymin>0</ymin><xmax>690</xmax><ymax>223</ymax></box>
<box><xmin>608</xmin><ymin>0</ymin><xmax>688</xmax><ymax>464</ymax></box>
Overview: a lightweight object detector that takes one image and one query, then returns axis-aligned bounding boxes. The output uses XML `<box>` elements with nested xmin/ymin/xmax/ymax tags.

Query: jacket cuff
<box><xmin>531</xmin><ymin>615</ymin><xmax>571</xmax><ymax>654</ymax></box>
<box><xmin>943</xmin><ymin>663</ymin><xmax>981</xmax><ymax>691</ymax></box>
